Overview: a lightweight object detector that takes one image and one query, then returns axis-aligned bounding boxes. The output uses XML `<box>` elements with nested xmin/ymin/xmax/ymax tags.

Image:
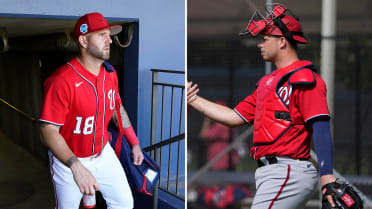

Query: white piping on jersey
<box><xmin>254</xmin><ymin>147</ymin><xmax>257</xmax><ymax>160</ymax></box>
<box><xmin>67</xmin><ymin>62</ymin><xmax>98</xmax><ymax>155</ymax></box>
<box><xmin>39</xmin><ymin>119</ymin><xmax>64</xmax><ymax>126</ymax></box>
<box><xmin>305</xmin><ymin>114</ymin><xmax>330</xmax><ymax>123</ymax></box>
<box><xmin>102</xmin><ymin>70</ymin><xmax>106</xmax><ymax>152</ymax></box>
<box><xmin>233</xmin><ymin>108</ymin><xmax>252</xmax><ymax>125</ymax></box>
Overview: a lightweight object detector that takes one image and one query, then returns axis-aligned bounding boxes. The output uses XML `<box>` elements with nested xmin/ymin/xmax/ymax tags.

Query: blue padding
<box><xmin>312</xmin><ymin>119</ymin><xmax>334</xmax><ymax>176</ymax></box>
<box><xmin>103</xmin><ymin>61</ymin><xmax>114</xmax><ymax>72</ymax></box>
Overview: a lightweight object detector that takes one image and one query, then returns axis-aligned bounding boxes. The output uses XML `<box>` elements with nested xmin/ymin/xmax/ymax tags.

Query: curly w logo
<box><xmin>108</xmin><ymin>89</ymin><xmax>116</xmax><ymax>110</ymax></box>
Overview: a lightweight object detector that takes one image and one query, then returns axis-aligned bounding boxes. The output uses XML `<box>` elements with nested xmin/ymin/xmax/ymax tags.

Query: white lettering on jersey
<box><xmin>108</xmin><ymin>89</ymin><xmax>116</xmax><ymax>110</ymax></box>
<box><xmin>73</xmin><ymin>116</ymin><xmax>83</xmax><ymax>134</ymax></box>
<box><xmin>278</xmin><ymin>85</ymin><xmax>292</xmax><ymax>105</ymax></box>
<box><xmin>73</xmin><ymin>116</ymin><xmax>95</xmax><ymax>135</ymax></box>
<box><xmin>83</xmin><ymin>116</ymin><xmax>95</xmax><ymax>135</ymax></box>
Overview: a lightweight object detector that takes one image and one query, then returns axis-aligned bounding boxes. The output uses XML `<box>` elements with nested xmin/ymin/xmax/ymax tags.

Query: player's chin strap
<box><xmin>273</xmin><ymin>17</ymin><xmax>304</xmax><ymax>42</ymax></box>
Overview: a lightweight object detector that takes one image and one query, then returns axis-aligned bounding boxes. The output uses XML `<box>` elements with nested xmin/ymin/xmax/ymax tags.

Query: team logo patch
<box><xmin>108</xmin><ymin>89</ymin><xmax>116</xmax><ymax>110</ymax></box>
<box><xmin>266</xmin><ymin>77</ymin><xmax>274</xmax><ymax>86</ymax></box>
<box><xmin>80</xmin><ymin>24</ymin><xmax>88</xmax><ymax>34</ymax></box>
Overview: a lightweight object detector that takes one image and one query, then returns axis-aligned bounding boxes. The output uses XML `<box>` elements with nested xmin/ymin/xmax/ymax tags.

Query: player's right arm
<box><xmin>187</xmin><ymin>81</ymin><xmax>245</xmax><ymax>127</ymax></box>
<box><xmin>40</xmin><ymin>123</ymin><xmax>98</xmax><ymax>195</ymax></box>
<box><xmin>40</xmin><ymin>73</ymin><xmax>99</xmax><ymax>195</ymax></box>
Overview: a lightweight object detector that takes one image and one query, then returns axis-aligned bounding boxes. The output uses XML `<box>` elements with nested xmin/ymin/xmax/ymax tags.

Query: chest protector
<box><xmin>253</xmin><ymin>64</ymin><xmax>316</xmax><ymax>145</ymax></box>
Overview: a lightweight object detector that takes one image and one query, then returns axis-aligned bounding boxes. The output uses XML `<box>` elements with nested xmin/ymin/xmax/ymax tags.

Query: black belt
<box><xmin>257</xmin><ymin>156</ymin><xmax>308</xmax><ymax>168</ymax></box>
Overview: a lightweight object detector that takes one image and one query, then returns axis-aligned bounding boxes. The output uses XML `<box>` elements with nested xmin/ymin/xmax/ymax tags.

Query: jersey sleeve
<box><xmin>233</xmin><ymin>89</ymin><xmax>257</xmax><ymax>124</ymax></box>
<box><xmin>39</xmin><ymin>76</ymin><xmax>71</xmax><ymax>125</ymax></box>
<box><xmin>298</xmin><ymin>76</ymin><xmax>330</xmax><ymax>122</ymax></box>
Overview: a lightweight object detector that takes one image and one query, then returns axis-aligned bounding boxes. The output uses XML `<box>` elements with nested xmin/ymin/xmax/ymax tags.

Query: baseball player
<box><xmin>188</xmin><ymin>4</ymin><xmax>338</xmax><ymax>209</ymax></box>
<box><xmin>39</xmin><ymin>12</ymin><xmax>144</xmax><ymax>209</ymax></box>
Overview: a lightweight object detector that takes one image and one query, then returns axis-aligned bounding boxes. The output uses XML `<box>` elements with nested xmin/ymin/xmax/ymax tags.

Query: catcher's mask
<box><xmin>240</xmin><ymin>4</ymin><xmax>308</xmax><ymax>44</ymax></box>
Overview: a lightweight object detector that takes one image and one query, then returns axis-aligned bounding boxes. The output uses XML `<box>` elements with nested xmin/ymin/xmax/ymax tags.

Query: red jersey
<box><xmin>234</xmin><ymin>60</ymin><xmax>329</xmax><ymax>159</ymax></box>
<box><xmin>40</xmin><ymin>58</ymin><xmax>121</xmax><ymax>157</ymax></box>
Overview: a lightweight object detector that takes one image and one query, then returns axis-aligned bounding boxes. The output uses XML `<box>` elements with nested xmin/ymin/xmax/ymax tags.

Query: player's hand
<box><xmin>321</xmin><ymin>174</ymin><xmax>337</xmax><ymax>207</ymax></box>
<box><xmin>132</xmin><ymin>145</ymin><xmax>144</xmax><ymax>165</ymax></box>
<box><xmin>187</xmin><ymin>81</ymin><xmax>199</xmax><ymax>104</ymax></box>
<box><xmin>70</xmin><ymin>160</ymin><xmax>99</xmax><ymax>195</ymax></box>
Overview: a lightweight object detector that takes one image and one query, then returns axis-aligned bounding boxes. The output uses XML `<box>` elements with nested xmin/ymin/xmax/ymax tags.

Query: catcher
<box><xmin>187</xmin><ymin>3</ymin><xmax>363</xmax><ymax>209</ymax></box>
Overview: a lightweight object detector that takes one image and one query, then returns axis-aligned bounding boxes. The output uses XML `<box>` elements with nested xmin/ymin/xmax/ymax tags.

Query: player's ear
<box><xmin>78</xmin><ymin>35</ymin><xmax>88</xmax><ymax>48</ymax></box>
<box><xmin>279</xmin><ymin>37</ymin><xmax>287</xmax><ymax>49</ymax></box>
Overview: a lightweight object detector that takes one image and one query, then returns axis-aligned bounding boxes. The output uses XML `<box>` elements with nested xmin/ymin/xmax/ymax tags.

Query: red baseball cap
<box><xmin>262</xmin><ymin>15</ymin><xmax>308</xmax><ymax>44</ymax></box>
<box><xmin>74</xmin><ymin>12</ymin><xmax>122</xmax><ymax>39</ymax></box>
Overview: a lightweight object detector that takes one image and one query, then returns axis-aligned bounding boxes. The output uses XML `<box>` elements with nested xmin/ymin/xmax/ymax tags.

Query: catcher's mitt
<box><xmin>322</xmin><ymin>181</ymin><xmax>363</xmax><ymax>209</ymax></box>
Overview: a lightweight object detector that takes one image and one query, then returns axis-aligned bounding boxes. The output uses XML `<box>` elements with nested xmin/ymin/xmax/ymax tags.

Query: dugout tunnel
<box><xmin>0</xmin><ymin>14</ymin><xmax>139</xmax><ymax>208</ymax></box>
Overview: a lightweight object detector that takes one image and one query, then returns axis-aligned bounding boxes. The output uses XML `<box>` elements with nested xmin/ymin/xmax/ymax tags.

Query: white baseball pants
<box><xmin>48</xmin><ymin>144</ymin><xmax>133</xmax><ymax>209</ymax></box>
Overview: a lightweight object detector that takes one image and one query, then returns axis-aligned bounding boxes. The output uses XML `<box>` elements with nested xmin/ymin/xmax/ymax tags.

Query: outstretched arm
<box><xmin>187</xmin><ymin>81</ymin><xmax>245</xmax><ymax>127</ymax></box>
<box><xmin>40</xmin><ymin>123</ymin><xmax>98</xmax><ymax>195</ymax></box>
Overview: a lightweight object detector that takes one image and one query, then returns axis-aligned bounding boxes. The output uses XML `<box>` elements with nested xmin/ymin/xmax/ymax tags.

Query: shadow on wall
<box><xmin>0</xmin><ymin>33</ymin><xmax>80</xmax><ymax>164</ymax></box>
<box><xmin>0</xmin><ymin>52</ymin><xmax>46</xmax><ymax>162</ymax></box>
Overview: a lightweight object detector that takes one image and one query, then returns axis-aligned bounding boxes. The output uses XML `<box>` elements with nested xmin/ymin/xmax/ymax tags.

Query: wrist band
<box><xmin>66</xmin><ymin>156</ymin><xmax>79</xmax><ymax>168</ymax></box>
<box><xmin>123</xmin><ymin>126</ymin><xmax>140</xmax><ymax>146</ymax></box>
<box><xmin>114</xmin><ymin>100</ymin><xmax>140</xmax><ymax>146</ymax></box>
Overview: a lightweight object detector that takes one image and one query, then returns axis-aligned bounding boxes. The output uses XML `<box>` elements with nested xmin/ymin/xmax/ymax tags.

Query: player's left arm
<box><xmin>297</xmin><ymin>73</ymin><xmax>337</xmax><ymax>207</ymax></box>
<box><xmin>311</xmin><ymin>119</ymin><xmax>337</xmax><ymax>207</ymax></box>
<box><xmin>112</xmin><ymin>103</ymin><xmax>144</xmax><ymax>165</ymax></box>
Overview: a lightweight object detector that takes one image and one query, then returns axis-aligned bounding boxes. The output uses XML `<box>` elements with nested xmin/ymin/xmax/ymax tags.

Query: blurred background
<box><xmin>187</xmin><ymin>0</ymin><xmax>372</xmax><ymax>208</ymax></box>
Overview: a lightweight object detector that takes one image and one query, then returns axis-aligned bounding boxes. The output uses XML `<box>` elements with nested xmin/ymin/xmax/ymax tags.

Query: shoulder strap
<box><xmin>114</xmin><ymin>100</ymin><xmax>124</xmax><ymax>157</ymax></box>
<box><xmin>115</xmin><ymin>100</ymin><xmax>124</xmax><ymax>135</ymax></box>
<box><xmin>103</xmin><ymin>61</ymin><xmax>115</xmax><ymax>72</ymax></box>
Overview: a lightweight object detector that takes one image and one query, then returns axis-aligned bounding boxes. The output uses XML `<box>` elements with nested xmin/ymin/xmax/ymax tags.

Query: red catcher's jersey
<box><xmin>40</xmin><ymin>58</ymin><xmax>121</xmax><ymax>157</ymax></box>
<box><xmin>234</xmin><ymin>60</ymin><xmax>330</xmax><ymax>160</ymax></box>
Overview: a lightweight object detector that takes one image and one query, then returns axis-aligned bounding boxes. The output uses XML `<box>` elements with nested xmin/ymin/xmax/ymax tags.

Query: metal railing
<box><xmin>146</xmin><ymin>69</ymin><xmax>185</xmax><ymax>204</ymax></box>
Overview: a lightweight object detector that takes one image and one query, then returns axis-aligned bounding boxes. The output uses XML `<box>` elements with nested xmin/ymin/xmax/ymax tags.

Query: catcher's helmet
<box><xmin>240</xmin><ymin>4</ymin><xmax>308</xmax><ymax>44</ymax></box>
